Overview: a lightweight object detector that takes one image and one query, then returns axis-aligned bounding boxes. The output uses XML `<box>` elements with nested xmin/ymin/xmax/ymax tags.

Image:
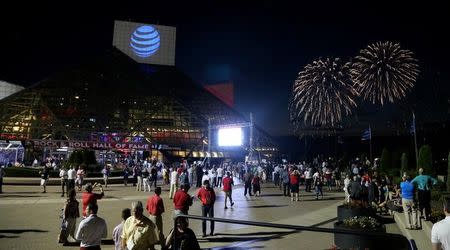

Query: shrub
<box><xmin>380</xmin><ymin>148</ymin><xmax>391</xmax><ymax>174</ymax></box>
<box><xmin>400</xmin><ymin>153</ymin><xmax>408</xmax><ymax>177</ymax></box>
<box><xmin>418</xmin><ymin>145</ymin><xmax>433</xmax><ymax>174</ymax></box>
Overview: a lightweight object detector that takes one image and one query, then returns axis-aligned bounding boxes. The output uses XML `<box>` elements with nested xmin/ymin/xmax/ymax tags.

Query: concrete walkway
<box><xmin>0</xmin><ymin>180</ymin><xmax>404</xmax><ymax>250</ymax></box>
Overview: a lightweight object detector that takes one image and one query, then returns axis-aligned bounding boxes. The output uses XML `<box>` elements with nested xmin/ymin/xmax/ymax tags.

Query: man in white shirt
<box><xmin>76</xmin><ymin>203</ymin><xmax>107</xmax><ymax>250</ymax></box>
<box><xmin>216</xmin><ymin>166</ymin><xmax>224</xmax><ymax>188</ymax></box>
<box><xmin>187</xmin><ymin>166</ymin><xmax>193</xmax><ymax>186</ymax></box>
<box><xmin>432</xmin><ymin>198</ymin><xmax>450</xmax><ymax>250</ymax></box>
<box><xmin>67</xmin><ymin>166</ymin><xmax>76</xmax><ymax>192</ymax></box>
<box><xmin>59</xmin><ymin>167</ymin><xmax>68</xmax><ymax>197</ymax></box>
<box><xmin>202</xmin><ymin>171</ymin><xmax>211</xmax><ymax>186</ymax></box>
<box><xmin>169</xmin><ymin>169</ymin><xmax>178</xmax><ymax>199</ymax></box>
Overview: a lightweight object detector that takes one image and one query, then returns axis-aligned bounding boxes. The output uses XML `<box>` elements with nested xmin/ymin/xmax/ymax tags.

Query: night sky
<box><xmin>1</xmin><ymin>2</ymin><xmax>449</xmax><ymax>136</ymax></box>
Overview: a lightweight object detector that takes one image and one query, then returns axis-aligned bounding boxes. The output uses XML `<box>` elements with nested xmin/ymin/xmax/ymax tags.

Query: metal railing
<box><xmin>173</xmin><ymin>214</ymin><xmax>414</xmax><ymax>250</ymax></box>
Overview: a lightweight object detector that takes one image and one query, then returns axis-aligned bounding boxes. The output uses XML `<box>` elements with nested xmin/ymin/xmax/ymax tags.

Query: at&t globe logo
<box><xmin>130</xmin><ymin>25</ymin><xmax>160</xmax><ymax>58</ymax></box>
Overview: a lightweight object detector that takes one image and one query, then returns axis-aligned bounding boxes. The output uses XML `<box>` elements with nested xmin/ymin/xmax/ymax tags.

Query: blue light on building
<box><xmin>130</xmin><ymin>25</ymin><xmax>160</xmax><ymax>58</ymax></box>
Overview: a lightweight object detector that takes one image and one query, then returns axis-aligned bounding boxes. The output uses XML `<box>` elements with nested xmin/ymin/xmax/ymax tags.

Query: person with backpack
<box><xmin>197</xmin><ymin>180</ymin><xmax>216</xmax><ymax>237</ymax></box>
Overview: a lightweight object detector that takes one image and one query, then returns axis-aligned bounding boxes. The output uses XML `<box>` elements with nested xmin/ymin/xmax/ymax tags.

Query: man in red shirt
<box><xmin>146</xmin><ymin>187</ymin><xmax>165</xmax><ymax>249</ymax></box>
<box><xmin>290</xmin><ymin>167</ymin><xmax>300</xmax><ymax>202</ymax></box>
<box><xmin>222</xmin><ymin>172</ymin><xmax>235</xmax><ymax>209</ymax></box>
<box><xmin>173</xmin><ymin>184</ymin><xmax>193</xmax><ymax>216</ymax></box>
<box><xmin>81</xmin><ymin>182</ymin><xmax>104</xmax><ymax>217</ymax></box>
<box><xmin>197</xmin><ymin>180</ymin><xmax>216</xmax><ymax>237</ymax></box>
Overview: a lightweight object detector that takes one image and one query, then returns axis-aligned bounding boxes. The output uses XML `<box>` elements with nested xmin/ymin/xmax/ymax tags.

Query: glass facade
<box><xmin>0</xmin><ymin>49</ymin><xmax>277</xmax><ymax>160</ymax></box>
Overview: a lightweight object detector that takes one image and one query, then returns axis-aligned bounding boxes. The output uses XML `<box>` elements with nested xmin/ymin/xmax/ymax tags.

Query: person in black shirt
<box><xmin>166</xmin><ymin>217</ymin><xmax>200</xmax><ymax>250</ymax></box>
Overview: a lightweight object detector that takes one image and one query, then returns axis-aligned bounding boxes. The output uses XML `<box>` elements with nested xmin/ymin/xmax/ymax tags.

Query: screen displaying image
<box><xmin>218</xmin><ymin>127</ymin><xmax>243</xmax><ymax>146</ymax></box>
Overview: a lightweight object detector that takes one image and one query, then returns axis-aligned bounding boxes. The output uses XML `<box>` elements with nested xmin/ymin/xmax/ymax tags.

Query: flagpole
<box><xmin>413</xmin><ymin>111</ymin><xmax>419</xmax><ymax>169</ymax></box>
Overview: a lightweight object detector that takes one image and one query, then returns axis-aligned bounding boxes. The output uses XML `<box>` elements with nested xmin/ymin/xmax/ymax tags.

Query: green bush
<box><xmin>418</xmin><ymin>145</ymin><xmax>433</xmax><ymax>174</ymax></box>
<box><xmin>400</xmin><ymin>153</ymin><xmax>408</xmax><ymax>177</ymax></box>
<box><xmin>380</xmin><ymin>148</ymin><xmax>391</xmax><ymax>174</ymax></box>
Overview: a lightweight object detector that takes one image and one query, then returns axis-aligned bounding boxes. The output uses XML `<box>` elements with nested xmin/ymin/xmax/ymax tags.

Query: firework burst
<box><xmin>351</xmin><ymin>41</ymin><xmax>419</xmax><ymax>105</ymax></box>
<box><xmin>289</xmin><ymin>57</ymin><xmax>358</xmax><ymax>129</ymax></box>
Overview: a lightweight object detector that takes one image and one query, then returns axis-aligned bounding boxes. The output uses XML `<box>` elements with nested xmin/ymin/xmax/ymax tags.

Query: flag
<box><xmin>361</xmin><ymin>127</ymin><xmax>371</xmax><ymax>141</ymax></box>
<box><xmin>410</xmin><ymin>114</ymin><xmax>416</xmax><ymax>135</ymax></box>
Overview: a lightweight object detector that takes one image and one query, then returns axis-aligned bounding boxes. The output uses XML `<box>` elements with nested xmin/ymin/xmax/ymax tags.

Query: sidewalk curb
<box><xmin>394</xmin><ymin>211</ymin><xmax>431</xmax><ymax>250</ymax></box>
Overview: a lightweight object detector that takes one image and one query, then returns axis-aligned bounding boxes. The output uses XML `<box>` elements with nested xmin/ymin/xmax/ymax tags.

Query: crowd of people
<box><xmin>7</xmin><ymin>154</ymin><xmax>449</xmax><ymax>249</ymax></box>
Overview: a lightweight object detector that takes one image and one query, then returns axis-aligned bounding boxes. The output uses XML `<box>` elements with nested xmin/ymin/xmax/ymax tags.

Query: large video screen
<box><xmin>218</xmin><ymin>127</ymin><xmax>243</xmax><ymax>146</ymax></box>
<box><xmin>113</xmin><ymin>20</ymin><xmax>176</xmax><ymax>66</ymax></box>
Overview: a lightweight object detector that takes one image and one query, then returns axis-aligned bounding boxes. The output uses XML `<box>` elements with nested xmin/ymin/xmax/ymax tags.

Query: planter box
<box><xmin>334</xmin><ymin>222</ymin><xmax>409</xmax><ymax>250</ymax></box>
<box><xmin>337</xmin><ymin>205</ymin><xmax>377</xmax><ymax>222</ymax></box>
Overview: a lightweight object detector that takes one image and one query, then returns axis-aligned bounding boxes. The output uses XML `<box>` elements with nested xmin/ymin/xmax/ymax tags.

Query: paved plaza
<box><xmin>0</xmin><ymin>179</ymin><xmax>401</xmax><ymax>250</ymax></box>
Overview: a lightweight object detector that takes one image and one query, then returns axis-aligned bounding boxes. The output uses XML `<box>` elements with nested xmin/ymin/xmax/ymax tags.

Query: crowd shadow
<box><xmin>0</xmin><ymin>229</ymin><xmax>48</xmax><ymax>239</ymax></box>
<box><xmin>246</xmin><ymin>205</ymin><xmax>288</xmax><ymax>209</ymax></box>
<box><xmin>199</xmin><ymin>230</ymin><xmax>296</xmax><ymax>245</ymax></box>
<box><xmin>0</xmin><ymin>194</ymin><xmax>41</xmax><ymax>198</ymax></box>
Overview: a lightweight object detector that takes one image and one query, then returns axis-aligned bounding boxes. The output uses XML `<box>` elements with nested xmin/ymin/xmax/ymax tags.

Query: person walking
<box><xmin>82</xmin><ymin>183</ymin><xmax>104</xmax><ymax>218</ymax></box>
<box><xmin>196</xmin><ymin>164</ymin><xmax>203</xmax><ymax>187</ymax></box>
<box><xmin>67</xmin><ymin>166</ymin><xmax>76</xmax><ymax>192</ymax></box>
<box><xmin>112</xmin><ymin>208</ymin><xmax>131</xmax><ymax>250</ymax></box>
<box><xmin>244</xmin><ymin>171</ymin><xmax>253</xmax><ymax>196</ymax></box>
<box><xmin>252</xmin><ymin>173</ymin><xmax>261</xmax><ymax>196</ymax></box>
<box><xmin>216</xmin><ymin>165</ymin><xmax>224</xmax><ymax>188</ymax></box>
<box><xmin>76</xmin><ymin>203</ymin><xmax>107</xmax><ymax>250</ymax></box>
<box><xmin>121</xmin><ymin>201</ymin><xmax>159</xmax><ymax>250</ymax></box>
<box><xmin>412</xmin><ymin>168</ymin><xmax>438</xmax><ymax>221</ymax></box>
<box><xmin>150</xmin><ymin>166</ymin><xmax>158</xmax><ymax>188</ymax></box>
<box><xmin>209</xmin><ymin>166</ymin><xmax>217</xmax><ymax>188</ymax></box>
<box><xmin>39</xmin><ymin>166</ymin><xmax>49</xmax><ymax>193</ymax></box>
<box><xmin>61</xmin><ymin>189</ymin><xmax>80</xmax><ymax>244</ymax></box>
<box><xmin>305</xmin><ymin>168</ymin><xmax>313</xmax><ymax>192</ymax></box>
<box><xmin>59</xmin><ymin>167</ymin><xmax>68</xmax><ymax>197</ymax></box>
<box><xmin>123</xmin><ymin>166</ymin><xmax>129</xmax><ymax>186</ymax></box>
<box><xmin>314</xmin><ymin>172</ymin><xmax>324</xmax><ymax>200</ymax></box>
<box><xmin>343</xmin><ymin>174</ymin><xmax>351</xmax><ymax>203</ymax></box>
<box><xmin>400</xmin><ymin>175</ymin><xmax>419</xmax><ymax>230</ymax></box>
<box><xmin>290</xmin><ymin>167</ymin><xmax>300</xmax><ymax>201</ymax></box>
<box><xmin>169</xmin><ymin>168</ymin><xmax>178</xmax><ymax>199</ymax></box>
<box><xmin>76</xmin><ymin>166</ymin><xmax>85</xmax><ymax>191</ymax></box>
<box><xmin>146</xmin><ymin>187</ymin><xmax>165</xmax><ymax>249</ymax></box>
<box><xmin>431</xmin><ymin>197</ymin><xmax>450</xmax><ymax>250</ymax></box>
<box><xmin>281</xmin><ymin>166</ymin><xmax>290</xmax><ymax>197</ymax></box>
<box><xmin>101</xmin><ymin>166</ymin><xmax>109</xmax><ymax>188</ymax></box>
<box><xmin>222</xmin><ymin>172</ymin><xmax>235</xmax><ymax>209</ymax></box>
<box><xmin>197</xmin><ymin>180</ymin><xmax>216</xmax><ymax>237</ymax></box>
<box><xmin>142</xmin><ymin>168</ymin><xmax>151</xmax><ymax>192</ymax></box>
<box><xmin>135</xmin><ymin>166</ymin><xmax>143</xmax><ymax>191</ymax></box>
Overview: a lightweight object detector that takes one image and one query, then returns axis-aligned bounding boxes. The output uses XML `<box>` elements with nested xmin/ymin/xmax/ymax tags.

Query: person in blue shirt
<box><xmin>411</xmin><ymin>168</ymin><xmax>438</xmax><ymax>221</ymax></box>
<box><xmin>400</xmin><ymin>175</ymin><xmax>419</xmax><ymax>229</ymax></box>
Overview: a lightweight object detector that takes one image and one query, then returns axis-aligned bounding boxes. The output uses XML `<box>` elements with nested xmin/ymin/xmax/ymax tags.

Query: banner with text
<box><xmin>29</xmin><ymin>140</ymin><xmax>150</xmax><ymax>150</ymax></box>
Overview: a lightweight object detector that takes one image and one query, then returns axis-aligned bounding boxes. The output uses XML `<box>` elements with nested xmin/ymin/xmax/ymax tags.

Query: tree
<box><xmin>447</xmin><ymin>152</ymin><xmax>450</xmax><ymax>192</ymax></box>
<box><xmin>380</xmin><ymin>148</ymin><xmax>391</xmax><ymax>174</ymax></box>
<box><xmin>400</xmin><ymin>153</ymin><xmax>408</xmax><ymax>177</ymax></box>
<box><xmin>418</xmin><ymin>145</ymin><xmax>433</xmax><ymax>174</ymax></box>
